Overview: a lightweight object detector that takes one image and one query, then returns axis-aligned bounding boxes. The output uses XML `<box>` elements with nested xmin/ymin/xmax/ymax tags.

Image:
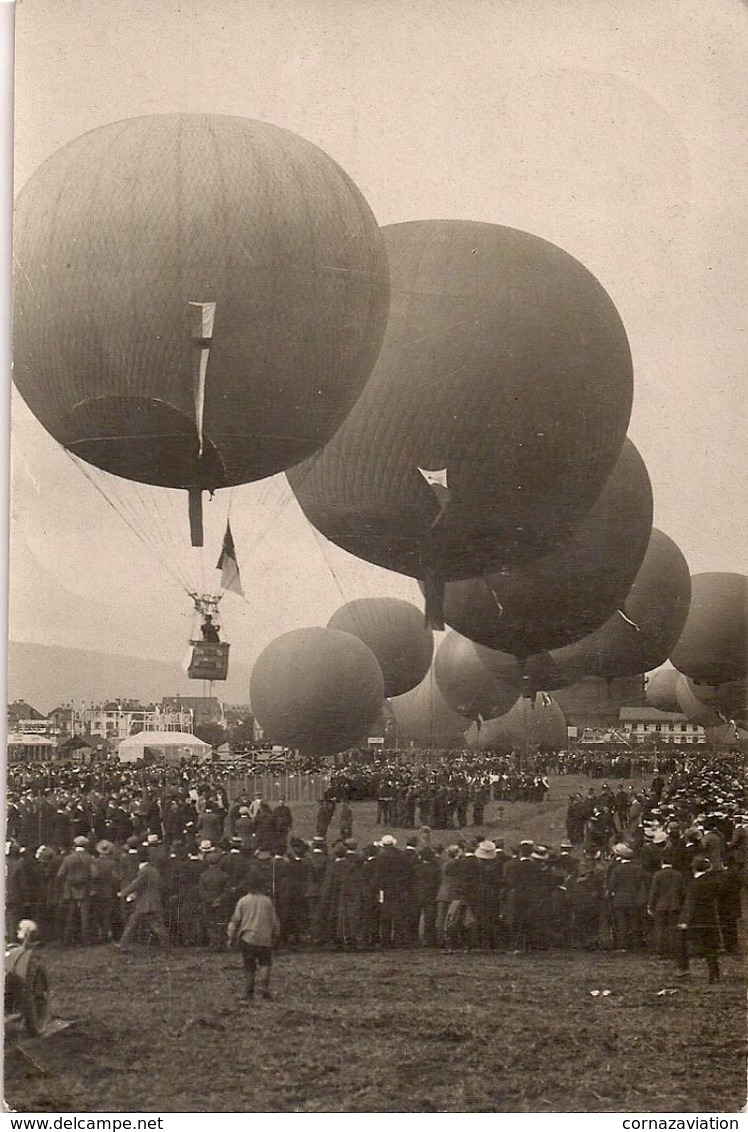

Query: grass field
<box><xmin>274</xmin><ymin>772</ymin><xmax>648</xmax><ymax>849</ymax></box>
<box><xmin>5</xmin><ymin>775</ymin><xmax>747</xmax><ymax>1114</ymax></box>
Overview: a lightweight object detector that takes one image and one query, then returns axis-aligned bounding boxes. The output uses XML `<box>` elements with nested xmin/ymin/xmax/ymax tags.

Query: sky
<box><xmin>7</xmin><ymin>0</ymin><xmax>748</xmax><ymax>682</ymax></box>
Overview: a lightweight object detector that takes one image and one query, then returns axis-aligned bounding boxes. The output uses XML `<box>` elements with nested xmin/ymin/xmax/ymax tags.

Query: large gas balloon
<box><xmin>14</xmin><ymin>114</ymin><xmax>390</xmax><ymax>494</ymax></box>
<box><xmin>677</xmin><ymin>676</ymin><xmax>747</xmax><ymax>729</ymax></box>
<box><xmin>327</xmin><ymin>598</ymin><xmax>433</xmax><ymax>698</ymax></box>
<box><xmin>289</xmin><ymin>220</ymin><xmax>633</xmax><ymax>621</ymax></box>
<box><xmin>466</xmin><ymin>694</ymin><xmax>567</xmax><ymax>752</ymax></box>
<box><xmin>670</xmin><ymin>573</ymin><xmax>748</xmax><ymax>685</ymax></box>
<box><xmin>249</xmin><ymin>628</ymin><xmax>385</xmax><ymax>755</ymax></box>
<box><xmin>440</xmin><ymin>439</ymin><xmax>652</xmax><ymax>656</ymax></box>
<box><xmin>553</xmin><ymin>675</ymin><xmax>644</xmax><ymax>724</ymax></box>
<box><xmin>645</xmin><ymin>668</ymin><xmax>682</xmax><ymax>714</ymax></box>
<box><xmin>674</xmin><ymin>673</ymin><xmax>724</xmax><ymax>728</ymax></box>
<box><xmin>388</xmin><ymin>670</ymin><xmax>470</xmax><ymax>750</ymax></box>
<box><xmin>550</xmin><ymin>529</ymin><xmax>691</xmax><ymax>680</ymax></box>
<box><xmin>433</xmin><ymin>632</ymin><xmax>519</xmax><ymax>721</ymax></box>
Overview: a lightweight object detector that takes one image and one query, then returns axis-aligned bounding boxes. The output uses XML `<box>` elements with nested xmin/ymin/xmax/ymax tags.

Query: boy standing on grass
<box><xmin>227</xmin><ymin>873</ymin><xmax>280</xmax><ymax>1003</ymax></box>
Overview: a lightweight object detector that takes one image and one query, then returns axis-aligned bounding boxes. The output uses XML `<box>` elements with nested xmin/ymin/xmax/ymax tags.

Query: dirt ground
<box><xmin>5</xmin><ymin>777</ymin><xmax>746</xmax><ymax>1113</ymax></box>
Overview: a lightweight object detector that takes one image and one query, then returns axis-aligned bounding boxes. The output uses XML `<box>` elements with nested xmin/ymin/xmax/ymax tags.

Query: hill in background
<box><xmin>6</xmin><ymin>640</ymin><xmax>251</xmax><ymax>715</ymax></box>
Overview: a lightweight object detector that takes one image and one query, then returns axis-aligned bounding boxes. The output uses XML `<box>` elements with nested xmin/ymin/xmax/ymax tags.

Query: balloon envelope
<box><xmin>440</xmin><ymin>439</ymin><xmax>652</xmax><ymax>656</ymax></box>
<box><xmin>433</xmin><ymin>632</ymin><xmax>519</xmax><ymax>721</ymax></box>
<box><xmin>14</xmin><ymin>114</ymin><xmax>390</xmax><ymax>491</ymax></box>
<box><xmin>674</xmin><ymin>673</ymin><xmax>724</xmax><ymax>728</ymax></box>
<box><xmin>466</xmin><ymin>694</ymin><xmax>567</xmax><ymax>751</ymax></box>
<box><xmin>388</xmin><ymin>670</ymin><xmax>470</xmax><ymax>749</ymax></box>
<box><xmin>703</xmin><ymin>723</ymin><xmax>748</xmax><ymax>751</ymax></box>
<box><xmin>645</xmin><ymin>668</ymin><xmax>682</xmax><ymax>714</ymax></box>
<box><xmin>553</xmin><ymin>675</ymin><xmax>644</xmax><ymax>725</ymax></box>
<box><xmin>249</xmin><ymin>628</ymin><xmax>385</xmax><ymax>755</ymax></box>
<box><xmin>677</xmin><ymin>676</ymin><xmax>747</xmax><ymax>728</ymax></box>
<box><xmin>327</xmin><ymin>598</ymin><xmax>433</xmax><ymax>698</ymax></box>
<box><xmin>550</xmin><ymin>529</ymin><xmax>691</xmax><ymax>680</ymax></box>
<box><xmin>669</xmin><ymin>573</ymin><xmax>748</xmax><ymax>685</ymax></box>
<box><xmin>289</xmin><ymin>219</ymin><xmax>633</xmax><ymax>590</ymax></box>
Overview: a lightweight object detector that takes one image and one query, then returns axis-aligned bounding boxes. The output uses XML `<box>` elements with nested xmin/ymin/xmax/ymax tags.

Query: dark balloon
<box><xmin>327</xmin><ymin>598</ymin><xmax>433</xmax><ymax>698</ymax></box>
<box><xmin>466</xmin><ymin>694</ymin><xmax>567</xmax><ymax>752</ymax></box>
<box><xmin>550</xmin><ymin>529</ymin><xmax>691</xmax><ymax>680</ymax></box>
<box><xmin>440</xmin><ymin>439</ymin><xmax>652</xmax><ymax>656</ymax></box>
<box><xmin>14</xmin><ymin>114</ymin><xmax>390</xmax><ymax>491</ymax></box>
<box><xmin>674</xmin><ymin>673</ymin><xmax>724</xmax><ymax>728</ymax></box>
<box><xmin>678</xmin><ymin>676</ymin><xmax>747</xmax><ymax>728</ymax></box>
<box><xmin>249</xmin><ymin>628</ymin><xmax>385</xmax><ymax>755</ymax></box>
<box><xmin>645</xmin><ymin>668</ymin><xmax>682</xmax><ymax>714</ymax></box>
<box><xmin>553</xmin><ymin>675</ymin><xmax>644</xmax><ymax>724</ymax></box>
<box><xmin>669</xmin><ymin>573</ymin><xmax>748</xmax><ymax>685</ymax></box>
<box><xmin>388</xmin><ymin>670</ymin><xmax>470</xmax><ymax>749</ymax></box>
<box><xmin>433</xmin><ymin>631</ymin><xmax>519</xmax><ymax>721</ymax></box>
<box><xmin>289</xmin><ymin>219</ymin><xmax>633</xmax><ymax>597</ymax></box>
<box><xmin>703</xmin><ymin>723</ymin><xmax>748</xmax><ymax>751</ymax></box>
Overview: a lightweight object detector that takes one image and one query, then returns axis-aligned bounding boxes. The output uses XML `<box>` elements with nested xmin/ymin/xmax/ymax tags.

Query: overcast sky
<box><xmin>8</xmin><ymin>0</ymin><xmax>748</xmax><ymax>678</ymax></box>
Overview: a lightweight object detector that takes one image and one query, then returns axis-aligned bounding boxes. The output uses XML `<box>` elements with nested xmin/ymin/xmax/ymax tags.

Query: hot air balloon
<box><xmin>14</xmin><ymin>114</ymin><xmax>390</xmax><ymax>546</ymax></box>
<box><xmin>645</xmin><ymin>668</ymin><xmax>682</xmax><ymax>714</ymax></box>
<box><xmin>550</xmin><ymin>529</ymin><xmax>691</xmax><ymax>681</ymax></box>
<box><xmin>669</xmin><ymin>573</ymin><xmax>748</xmax><ymax>685</ymax></box>
<box><xmin>288</xmin><ymin>219</ymin><xmax>634</xmax><ymax>625</ymax></box>
<box><xmin>466</xmin><ymin>694</ymin><xmax>567</xmax><ymax>752</ymax></box>
<box><xmin>439</xmin><ymin>439</ymin><xmax>652</xmax><ymax>656</ymax></box>
<box><xmin>388</xmin><ymin>670</ymin><xmax>470</xmax><ymax>750</ymax></box>
<box><xmin>249</xmin><ymin>628</ymin><xmax>385</xmax><ymax>755</ymax></box>
<box><xmin>327</xmin><ymin>598</ymin><xmax>433</xmax><ymax>698</ymax></box>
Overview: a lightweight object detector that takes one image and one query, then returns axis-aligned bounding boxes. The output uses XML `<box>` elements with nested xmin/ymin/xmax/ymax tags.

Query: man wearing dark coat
<box><xmin>57</xmin><ymin>836</ymin><xmax>94</xmax><ymax>945</ymax></box>
<box><xmin>647</xmin><ymin>853</ymin><xmax>686</xmax><ymax>958</ymax></box>
<box><xmin>413</xmin><ymin>846</ymin><xmax>440</xmax><ymax>947</ymax></box>
<box><xmin>308</xmin><ymin>838</ymin><xmax>330</xmax><ymax>944</ymax></box>
<box><xmin>677</xmin><ymin>856</ymin><xmax>723</xmax><ymax>983</ymax></box>
<box><xmin>272</xmin><ymin>799</ymin><xmax>293</xmax><ymax>853</ymax></box>
<box><xmin>117</xmin><ymin>850</ymin><xmax>168</xmax><ymax>949</ymax></box>
<box><xmin>373</xmin><ymin>835</ymin><xmax>410</xmax><ymax>947</ymax></box>
<box><xmin>199</xmin><ymin>850</ymin><xmax>231</xmax><ymax>949</ymax></box>
<box><xmin>607</xmin><ymin>845</ymin><xmax>648</xmax><ymax>949</ymax></box>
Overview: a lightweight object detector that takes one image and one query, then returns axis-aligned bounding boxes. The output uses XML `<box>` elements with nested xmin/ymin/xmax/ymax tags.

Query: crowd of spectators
<box><xmin>5</xmin><ymin>751</ymin><xmax>745</xmax><ymax>984</ymax></box>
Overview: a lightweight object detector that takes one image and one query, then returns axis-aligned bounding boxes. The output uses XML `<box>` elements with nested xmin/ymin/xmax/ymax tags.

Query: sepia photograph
<box><xmin>4</xmin><ymin>0</ymin><xmax>747</xmax><ymax>1116</ymax></box>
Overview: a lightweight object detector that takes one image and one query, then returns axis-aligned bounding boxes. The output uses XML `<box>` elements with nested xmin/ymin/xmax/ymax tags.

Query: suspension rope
<box><xmin>62</xmin><ymin>449</ymin><xmax>194</xmax><ymax>596</ymax></box>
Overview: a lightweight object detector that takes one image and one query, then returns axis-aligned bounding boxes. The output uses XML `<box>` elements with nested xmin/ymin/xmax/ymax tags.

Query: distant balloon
<box><xmin>440</xmin><ymin>439</ymin><xmax>652</xmax><ymax>656</ymax></box>
<box><xmin>289</xmin><ymin>220</ymin><xmax>633</xmax><ymax>622</ymax></box>
<box><xmin>703</xmin><ymin>723</ymin><xmax>748</xmax><ymax>751</ymax></box>
<box><xmin>550</xmin><ymin>529</ymin><xmax>691</xmax><ymax>680</ymax></box>
<box><xmin>466</xmin><ymin>694</ymin><xmax>567</xmax><ymax>752</ymax></box>
<box><xmin>433</xmin><ymin>632</ymin><xmax>519</xmax><ymax>721</ymax></box>
<box><xmin>327</xmin><ymin>598</ymin><xmax>433</xmax><ymax>698</ymax></box>
<box><xmin>553</xmin><ymin>675</ymin><xmax>644</xmax><ymax>723</ymax></box>
<box><xmin>674</xmin><ymin>673</ymin><xmax>724</xmax><ymax>728</ymax></box>
<box><xmin>645</xmin><ymin>669</ymin><xmax>682</xmax><ymax>714</ymax></box>
<box><xmin>670</xmin><ymin>573</ymin><xmax>748</xmax><ymax>685</ymax></box>
<box><xmin>14</xmin><ymin>114</ymin><xmax>390</xmax><ymax>494</ymax></box>
<box><xmin>249</xmin><ymin>628</ymin><xmax>385</xmax><ymax>755</ymax></box>
<box><xmin>388</xmin><ymin>670</ymin><xmax>470</xmax><ymax>749</ymax></box>
<box><xmin>677</xmin><ymin>676</ymin><xmax>747</xmax><ymax>728</ymax></box>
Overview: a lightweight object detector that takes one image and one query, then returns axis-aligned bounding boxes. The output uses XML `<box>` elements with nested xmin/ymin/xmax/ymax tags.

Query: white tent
<box><xmin>117</xmin><ymin>730</ymin><xmax>211</xmax><ymax>765</ymax></box>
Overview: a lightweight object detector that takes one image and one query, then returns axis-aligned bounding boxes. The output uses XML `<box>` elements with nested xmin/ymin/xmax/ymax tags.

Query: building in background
<box><xmin>618</xmin><ymin>707</ymin><xmax>706</xmax><ymax>745</ymax></box>
<box><xmin>161</xmin><ymin>696</ymin><xmax>224</xmax><ymax>728</ymax></box>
